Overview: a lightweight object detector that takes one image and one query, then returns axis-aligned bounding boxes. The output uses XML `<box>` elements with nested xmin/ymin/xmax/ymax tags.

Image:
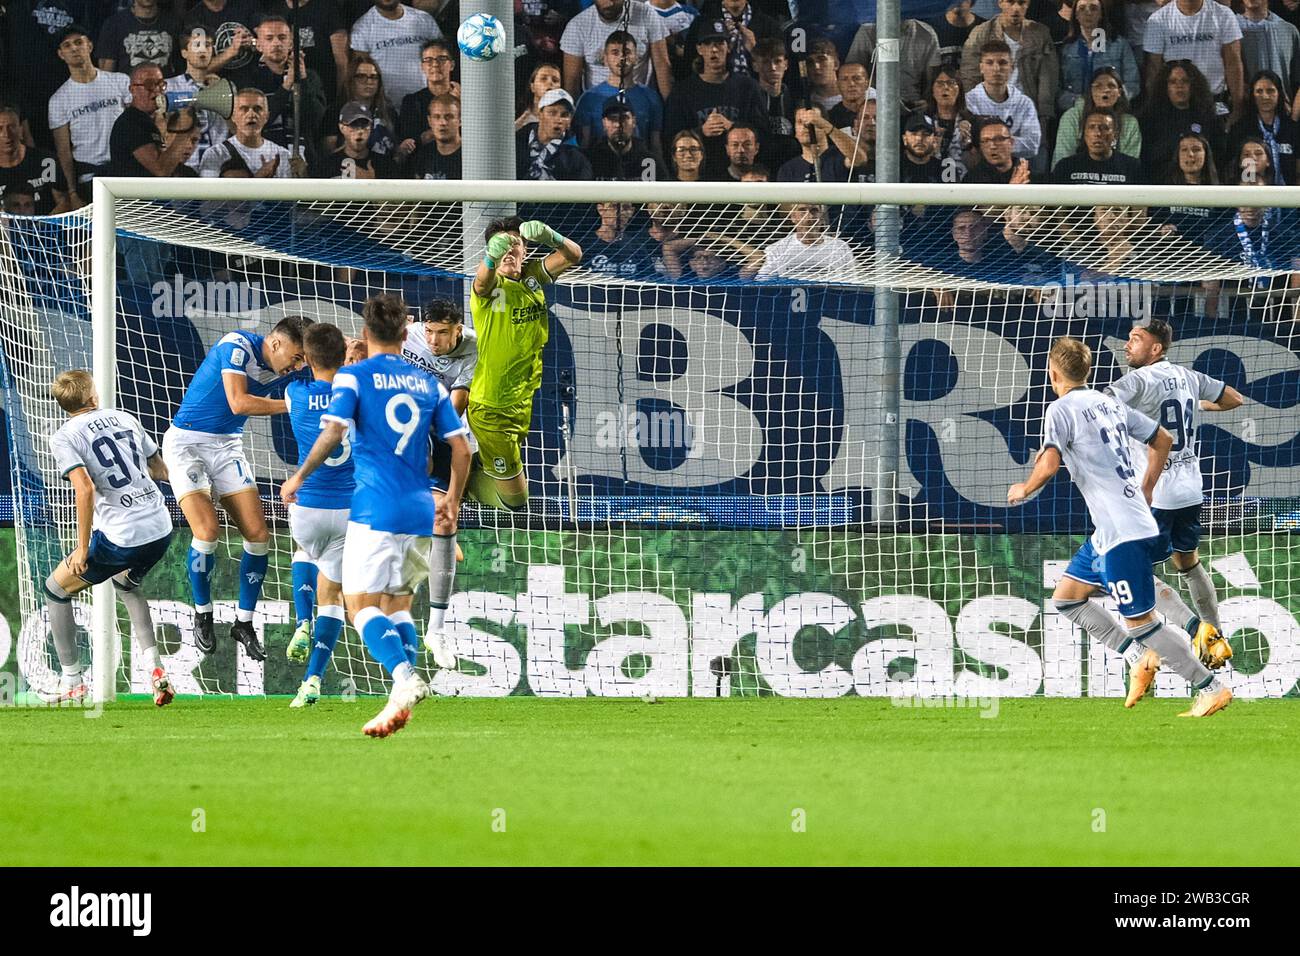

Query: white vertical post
<box><xmin>90</xmin><ymin>178</ymin><xmax>119</xmax><ymax>704</ymax></box>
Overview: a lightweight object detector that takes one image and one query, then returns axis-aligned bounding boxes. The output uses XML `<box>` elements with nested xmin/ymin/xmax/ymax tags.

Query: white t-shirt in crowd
<box><xmin>48</xmin><ymin>70</ymin><xmax>131</xmax><ymax>171</ymax></box>
<box><xmin>1144</xmin><ymin>0</ymin><xmax>1243</xmax><ymax>97</ymax></box>
<box><xmin>166</xmin><ymin>72</ymin><xmax>229</xmax><ymax>170</ymax></box>
<box><xmin>560</xmin><ymin>1</ymin><xmax>671</xmax><ymax>91</ymax></box>
<box><xmin>349</xmin><ymin>4</ymin><xmax>442</xmax><ymax>109</ymax></box>
<box><xmin>757</xmin><ymin>233</ymin><xmax>857</xmax><ymax>280</ymax></box>
<box><xmin>965</xmin><ymin>82</ymin><xmax>1042</xmax><ymax>158</ymax></box>
<box><xmin>198</xmin><ymin>136</ymin><xmax>293</xmax><ymax>177</ymax></box>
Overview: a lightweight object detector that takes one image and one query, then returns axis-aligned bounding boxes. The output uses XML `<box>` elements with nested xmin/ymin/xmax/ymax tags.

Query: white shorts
<box><xmin>162</xmin><ymin>426</ymin><xmax>256</xmax><ymax>501</ymax></box>
<box><xmin>341</xmin><ymin>521</ymin><xmax>431</xmax><ymax>596</ymax></box>
<box><xmin>288</xmin><ymin>504</ymin><xmax>349</xmax><ymax>583</ymax></box>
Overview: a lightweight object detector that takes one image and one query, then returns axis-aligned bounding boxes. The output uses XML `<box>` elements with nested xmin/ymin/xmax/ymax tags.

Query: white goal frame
<box><xmin>84</xmin><ymin>177</ymin><xmax>1300</xmax><ymax>702</ymax></box>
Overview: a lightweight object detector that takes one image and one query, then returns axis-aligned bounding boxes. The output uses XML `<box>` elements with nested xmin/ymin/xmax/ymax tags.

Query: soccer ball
<box><xmin>457</xmin><ymin>13</ymin><xmax>506</xmax><ymax>62</ymax></box>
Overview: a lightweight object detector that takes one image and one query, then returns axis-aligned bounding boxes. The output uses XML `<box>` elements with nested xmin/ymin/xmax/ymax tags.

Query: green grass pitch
<box><xmin>2</xmin><ymin>696</ymin><xmax>1297</xmax><ymax>866</ymax></box>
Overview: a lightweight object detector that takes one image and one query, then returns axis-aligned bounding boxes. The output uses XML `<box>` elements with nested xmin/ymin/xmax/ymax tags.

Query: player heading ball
<box><xmin>164</xmin><ymin>315</ymin><xmax>313</xmax><ymax>662</ymax></box>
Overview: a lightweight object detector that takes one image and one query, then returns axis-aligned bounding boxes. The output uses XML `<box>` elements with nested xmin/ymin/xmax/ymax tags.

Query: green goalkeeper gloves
<box><xmin>484</xmin><ymin>231</ymin><xmax>513</xmax><ymax>269</ymax></box>
<box><xmin>520</xmin><ymin>220</ymin><xmax>565</xmax><ymax>249</ymax></box>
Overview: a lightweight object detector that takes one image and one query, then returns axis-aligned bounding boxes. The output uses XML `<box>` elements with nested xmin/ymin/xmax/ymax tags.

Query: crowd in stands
<box><xmin>3</xmin><ymin>0</ymin><xmax>1300</xmax><ymax>283</ymax></box>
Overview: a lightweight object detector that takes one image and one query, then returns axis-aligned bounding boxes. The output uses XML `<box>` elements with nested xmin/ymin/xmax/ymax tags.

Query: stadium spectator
<box><xmin>1228</xmin><ymin>69</ymin><xmax>1299</xmax><ymax>183</ymax></box>
<box><xmin>0</xmin><ymin>105</ymin><xmax>71</xmax><ymax>214</ymax></box>
<box><xmin>109</xmin><ymin>65</ymin><xmax>184</xmax><ymax>176</ymax></box>
<box><xmin>1051</xmin><ymin>106</ymin><xmax>1144</xmax><ymax>183</ymax></box>
<box><xmin>1</xmin><ymin>181</ymin><xmax>39</xmax><ymax>216</ymax></box>
<box><xmin>561</xmin><ymin>0</ymin><xmax>674</xmax><ymax>99</ymax></box>
<box><xmin>702</xmin><ymin>0</ymin><xmax>783</xmax><ymax>76</ymax></box>
<box><xmin>517</xmin><ymin>0</ymin><xmax>572</xmax><ymax>64</ymax></box>
<box><xmin>926</xmin><ymin>65</ymin><xmax>977</xmax><ymax>178</ymax></box>
<box><xmin>829</xmin><ymin>62</ymin><xmax>874</xmax><ymax>130</ymax></box>
<box><xmin>516</xmin><ymin>88</ymin><xmax>593</xmax><ymax>180</ymax></box>
<box><xmin>901</xmin><ymin>113</ymin><xmax>944</xmax><ymax>183</ymax></box>
<box><xmin>574</xmin><ymin>32</ymin><xmax>665</xmax><ymax>151</ymax></box>
<box><xmin>744</xmin><ymin>203</ymin><xmax>857</xmax><ymax>280</ymax></box>
<box><xmin>930</xmin><ymin>2</ymin><xmax>986</xmax><ymax>69</ymax></box>
<box><xmin>718</xmin><ymin>122</ymin><xmax>760</xmax><ymax>180</ymax></box>
<box><xmin>1053</xmin><ymin>67</ymin><xmax>1140</xmax><ymax>166</ymax></box>
<box><xmin>409</xmin><ymin>94</ymin><xmax>461</xmax><ymax>179</ymax></box>
<box><xmin>752</xmin><ymin>36</ymin><xmax>795</xmax><ymax>138</ymax></box>
<box><xmin>97</xmin><ymin>0</ymin><xmax>180</xmax><ymax>75</ymax></box>
<box><xmin>5</xmin><ymin>0</ymin><xmax>103</xmax><ymax>148</ymax></box>
<box><xmin>964</xmin><ymin>40</ymin><xmax>1041</xmax><ymax>159</ymax></box>
<box><xmin>1140</xmin><ymin>59</ymin><xmax>1226</xmax><ymax>171</ymax></box>
<box><xmin>228</xmin><ymin>15</ymin><xmax>327</xmax><ymax>164</ymax></box>
<box><xmin>1227</xmin><ymin>135</ymin><xmax>1278</xmax><ymax>183</ymax></box>
<box><xmin>1154</xmin><ymin>131</ymin><xmax>1219</xmax><ymax>238</ymax></box>
<box><xmin>1143</xmin><ymin>0</ymin><xmax>1244</xmax><ymax>117</ymax></box>
<box><xmin>199</xmin><ymin>88</ymin><xmax>294</xmax><ymax>176</ymax></box>
<box><xmin>1206</xmin><ymin>173</ymin><xmax>1300</xmax><ymax>303</ymax></box>
<box><xmin>159</xmin><ymin>108</ymin><xmax>202</xmax><ymax>177</ymax></box>
<box><xmin>580</xmin><ymin>201</ymin><xmax>660</xmax><ymax>277</ymax></box>
<box><xmin>960</xmin><ymin>0</ymin><xmax>1058</xmax><ymax>148</ymax></box>
<box><xmin>1058</xmin><ymin>0</ymin><xmax>1140</xmax><ymax>112</ymax></box>
<box><xmin>648</xmin><ymin>0</ymin><xmax>701</xmax><ymax>82</ymax></box>
<box><xmin>776</xmin><ymin>104</ymin><xmax>870</xmax><ymax>181</ymax></box>
<box><xmin>585</xmin><ymin>96</ymin><xmax>667</xmax><ymax>180</ymax></box>
<box><xmin>349</xmin><ymin>0</ymin><xmax>443</xmax><ymax>110</ymax></box>
<box><xmin>805</xmin><ymin>37</ymin><xmax>843</xmax><ymax>112</ymax></box>
<box><xmin>846</xmin><ymin>19</ymin><xmax>941</xmax><ymax>110</ymax></box>
<box><xmin>166</xmin><ymin>29</ymin><xmax>229</xmax><ymax>171</ymax></box>
<box><xmin>316</xmin><ymin>101</ymin><xmax>399</xmax><ymax>177</ymax></box>
<box><xmin>396</xmin><ymin>38</ymin><xmax>459</xmax><ymax>160</ymax></box>
<box><xmin>517</xmin><ymin>62</ymin><xmax>563</xmax><ymax>130</ymax></box>
<box><xmin>1237</xmin><ymin>0</ymin><xmax>1300</xmax><ymax>109</ymax></box>
<box><xmin>668</xmin><ymin>127</ymin><xmax>706</xmax><ymax>179</ymax></box>
<box><xmin>326</xmin><ymin>54</ymin><xmax>397</xmax><ymax>156</ymax></box>
<box><xmin>663</xmin><ymin>19</ymin><xmax>766</xmax><ymax>178</ymax></box>
<box><xmin>267</xmin><ymin>0</ymin><xmax>351</xmax><ymax>97</ymax></box>
<box><xmin>182</xmin><ymin>0</ymin><xmax>261</xmax><ymax>72</ymax></box>
<box><xmin>964</xmin><ymin>117</ymin><xmax>1033</xmax><ymax>182</ymax></box>
<box><xmin>49</xmin><ymin>24</ymin><xmax>130</xmax><ymax>207</ymax></box>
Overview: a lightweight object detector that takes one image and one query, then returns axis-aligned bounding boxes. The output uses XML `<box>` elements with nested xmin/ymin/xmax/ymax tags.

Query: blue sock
<box><xmin>291</xmin><ymin>559</ymin><xmax>317</xmax><ymax>624</ymax></box>
<box><xmin>306</xmin><ymin>607</ymin><xmax>344</xmax><ymax>681</ymax></box>
<box><xmin>187</xmin><ymin>539</ymin><xmax>217</xmax><ymax>609</ymax></box>
<box><xmin>391</xmin><ymin>611</ymin><xmax>419</xmax><ymax>668</ymax></box>
<box><xmin>238</xmin><ymin>543</ymin><xmax>270</xmax><ymax>616</ymax></box>
<box><xmin>359</xmin><ymin>610</ymin><xmax>408</xmax><ymax>676</ymax></box>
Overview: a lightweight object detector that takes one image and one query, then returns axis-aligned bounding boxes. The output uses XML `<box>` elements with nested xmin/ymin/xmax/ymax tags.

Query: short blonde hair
<box><xmin>52</xmin><ymin>369</ymin><xmax>95</xmax><ymax>413</ymax></box>
<box><xmin>1049</xmin><ymin>337</ymin><xmax>1092</xmax><ymax>384</ymax></box>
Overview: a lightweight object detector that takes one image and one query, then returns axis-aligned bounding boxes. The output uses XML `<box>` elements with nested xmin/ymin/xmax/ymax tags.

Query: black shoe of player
<box><xmin>194</xmin><ymin>610</ymin><xmax>216</xmax><ymax>655</ymax></box>
<box><xmin>230</xmin><ymin>620</ymin><xmax>266</xmax><ymax>662</ymax></box>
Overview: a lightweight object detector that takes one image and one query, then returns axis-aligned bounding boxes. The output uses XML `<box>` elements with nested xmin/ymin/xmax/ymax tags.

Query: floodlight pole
<box><xmin>874</xmin><ymin>0</ymin><xmax>902</xmax><ymax>529</ymax></box>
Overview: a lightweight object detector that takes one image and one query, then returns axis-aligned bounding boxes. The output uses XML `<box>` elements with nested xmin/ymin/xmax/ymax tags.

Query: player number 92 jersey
<box><xmin>323</xmin><ymin>353</ymin><xmax>467</xmax><ymax>535</ymax></box>
<box><xmin>50</xmin><ymin>409</ymin><xmax>172</xmax><ymax>548</ymax></box>
<box><xmin>1105</xmin><ymin>360</ymin><xmax>1227</xmax><ymax>511</ymax></box>
<box><xmin>1043</xmin><ymin>387</ymin><xmax>1160</xmax><ymax>555</ymax></box>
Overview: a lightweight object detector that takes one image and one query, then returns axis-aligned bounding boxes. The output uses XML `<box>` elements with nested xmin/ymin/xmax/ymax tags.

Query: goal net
<box><xmin>1</xmin><ymin>180</ymin><xmax>1297</xmax><ymax>702</ymax></box>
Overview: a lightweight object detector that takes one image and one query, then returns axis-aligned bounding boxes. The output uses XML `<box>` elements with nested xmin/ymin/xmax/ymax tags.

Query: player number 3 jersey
<box><xmin>1043</xmin><ymin>388</ymin><xmax>1160</xmax><ymax>554</ymax></box>
<box><xmin>50</xmin><ymin>409</ymin><xmax>171</xmax><ymax>547</ymax></box>
<box><xmin>323</xmin><ymin>353</ymin><xmax>467</xmax><ymax>535</ymax></box>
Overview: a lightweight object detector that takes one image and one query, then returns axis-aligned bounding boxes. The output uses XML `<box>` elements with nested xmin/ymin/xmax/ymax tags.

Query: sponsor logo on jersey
<box><xmin>493</xmin><ymin>456</ymin><xmax>507</xmax><ymax>474</ymax></box>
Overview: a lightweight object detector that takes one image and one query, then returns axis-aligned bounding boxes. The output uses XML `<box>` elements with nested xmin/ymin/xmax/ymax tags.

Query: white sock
<box><xmin>235</xmin><ymin>608</ymin><xmax>254</xmax><ymax>623</ymax></box>
<box><xmin>393</xmin><ymin>662</ymin><xmax>414</xmax><ymax>683</ymax></box>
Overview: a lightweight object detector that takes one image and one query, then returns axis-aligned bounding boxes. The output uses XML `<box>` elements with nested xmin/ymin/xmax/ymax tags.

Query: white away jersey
<box><xmin>50</xmin><ymin>409</ymin><xmax>171</xmax><ymax>547</ymax></box>
<box><xmin>400</xmin><ymin>322</ymin><xmax>478</xmax><ymax>392</ymax></box>
<box><xmin>1107</xmin><ymin>360</ymin><xmax>1226</xmax><ymax>510</ymax></box>
<box><xmin>1043</xmin><ymin>387</ymin><xmax>1160</xmax><ymax>554</ymax></box>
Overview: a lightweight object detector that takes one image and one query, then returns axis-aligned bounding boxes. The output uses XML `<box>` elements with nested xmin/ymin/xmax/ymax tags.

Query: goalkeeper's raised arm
<box><xmin>472</xmin><ymin>217</ymin><xmax>582</xmax><ymax>296</ymax></box>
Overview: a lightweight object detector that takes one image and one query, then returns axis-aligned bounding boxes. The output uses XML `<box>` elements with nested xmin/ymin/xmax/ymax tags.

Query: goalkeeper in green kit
<box><xmin>467</xmin><ymin>216</ymin><xmax>583</xmax><ymax>509</ymax></box>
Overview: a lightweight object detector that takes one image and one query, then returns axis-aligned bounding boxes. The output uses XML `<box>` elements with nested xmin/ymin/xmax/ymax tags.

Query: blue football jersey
<box><xmin>323</xmin><ymin>353</ymin><xmax>467</xmax><ymax>535</ymax></box>
<box><xmin>285</xmin><ymin>378</ymin><xmax>355</xmax><ymax>510</ymax></box>
<box><xmin>173</xmin><ymin>331</ymin><xmax>301</xmax><ymax>435</ymax></box>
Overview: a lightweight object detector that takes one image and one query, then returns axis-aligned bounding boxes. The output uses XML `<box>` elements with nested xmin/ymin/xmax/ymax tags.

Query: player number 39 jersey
<box><xmin>323</xmin><ymin>353</ymin><xmax>467</xmax><ymax>535</ymax></box>
<box><xmin>1043</xmin><ymin>388</ymin><xmax>1160</xmax><ymax>555</ymax></box>
<box><xmin>50</xmin><ymin>409</ymin><xmax>172</xmax><ymax>547</ymax></box>
<box><xmin>1106</xmin><ymin>360</ymin><xmax>1226</xmax><ymax>511</ymax></box>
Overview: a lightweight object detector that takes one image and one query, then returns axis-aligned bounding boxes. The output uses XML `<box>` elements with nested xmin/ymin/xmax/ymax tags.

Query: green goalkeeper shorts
<box><xmin>468</xmin><ymin>401</ymin><xmax>531</xmax><ymax>480</ymax></box>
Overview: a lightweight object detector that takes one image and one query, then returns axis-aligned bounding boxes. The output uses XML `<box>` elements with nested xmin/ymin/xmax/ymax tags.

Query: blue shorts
<box><xmin>1063</xmin><ymin>536</ymin><xmax>1159</xmax><ymax>618</ymax></box>
<box><xmin>79</xmin><ymin>530</ymin><xmax>173</xmax><ymax>586</ymax></box>
<box><xmin>1152</xmin><ymin>504</ymin><xmax>1203</xmax><ymax>560</ymax></box>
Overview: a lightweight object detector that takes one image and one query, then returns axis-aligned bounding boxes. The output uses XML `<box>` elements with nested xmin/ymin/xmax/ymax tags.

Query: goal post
<box><xmin>2</xmin><ymin>177</ymin><xmax>1297</xmax><ymax>702</ymax></box>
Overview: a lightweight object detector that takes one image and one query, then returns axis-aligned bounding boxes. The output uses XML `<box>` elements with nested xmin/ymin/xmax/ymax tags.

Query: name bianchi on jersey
<box><xmin>372</xmin><ymin>371</ymin><xmax>432</xmax><ymax>393</ymax></box>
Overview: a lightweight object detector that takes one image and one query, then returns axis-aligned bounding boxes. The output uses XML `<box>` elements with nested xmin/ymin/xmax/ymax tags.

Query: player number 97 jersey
<box><xmin>323</xmin><ymin>353</ymin><xmax>467</xmax><ymax>535</ymax></box>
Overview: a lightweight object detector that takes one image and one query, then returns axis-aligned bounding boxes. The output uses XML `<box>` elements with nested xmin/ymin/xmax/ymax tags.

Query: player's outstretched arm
<box><xmin>473</xmin><ymin>232</ymin><xmax>515</xmax><ymax>297</ymax></box>
<box><xmin>1008</xmin><ymin>446</ymin><xmax>1062</xmax><ymax>506</ymax></box>
<box><xmin>223</xmin><ymin>370</ymin><xmax>288</xmax><ymax>418</ymax></box>
<box><xmin>1201</xmin><ymin>385</ymin><xmax>1244</xmax><ymax>412</ymax></box>
<box><xmin>521</xmin><ymin>220</ymin><xmax>583</xmax><ymax>278</ymax></box>
<box><xmin>280</xmin><ymin>420</ymin><xmax>347</xmax><ymax>504</ymax></box>
<box><xmin>1141</xmin><ymin>427</ymin><xmax>1173</xmax><ymax>504</ymax></box>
